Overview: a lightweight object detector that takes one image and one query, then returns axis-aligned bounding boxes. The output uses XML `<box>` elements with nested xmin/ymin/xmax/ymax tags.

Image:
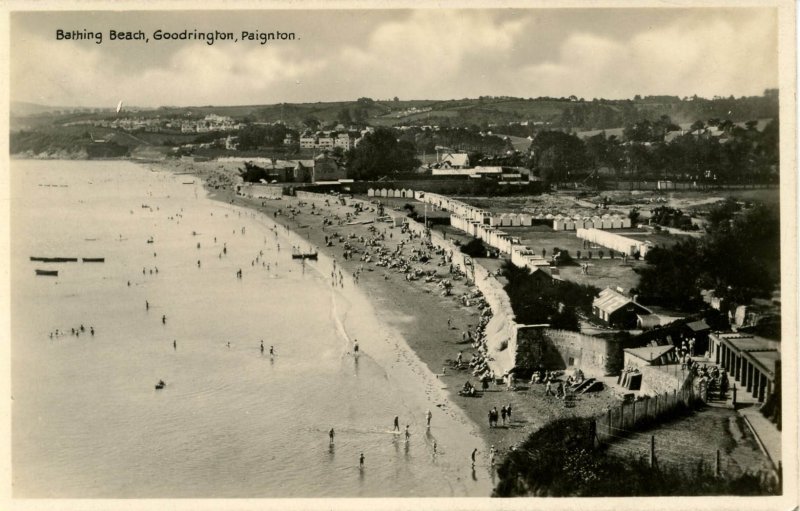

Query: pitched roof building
<box><xmin>593</xmin><ymin>287</ymin><xmax>652</xmax><ymax>329</ymax></box>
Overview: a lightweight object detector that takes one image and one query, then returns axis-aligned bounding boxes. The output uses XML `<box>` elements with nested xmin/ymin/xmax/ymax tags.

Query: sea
<box><xmin>10</xmin><ymin>160</ymin><xmax>493</xmax><ymax>498</ymax></box>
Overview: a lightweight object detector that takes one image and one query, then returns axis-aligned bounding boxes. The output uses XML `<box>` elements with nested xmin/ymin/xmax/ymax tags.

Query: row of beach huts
<box><xmin>419</xmin><ymin>193</ymin><xmax>651</xmax><ymax>270</ymax></box>
<box><xmin>418</xmin><ymin>192</ymin><xmax>632</xmax><ymax>231</ymax></box>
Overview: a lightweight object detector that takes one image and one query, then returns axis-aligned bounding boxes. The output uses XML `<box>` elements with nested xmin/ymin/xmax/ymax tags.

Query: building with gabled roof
<box><xmin>439</xmin><ymin>152</ymin><xmax>470</xmax><ymax>169</ymax></box>
<box><xmin>593</xmin><ymin>287</ymin><xmax>652</xmax><ymax>329</ymax></box>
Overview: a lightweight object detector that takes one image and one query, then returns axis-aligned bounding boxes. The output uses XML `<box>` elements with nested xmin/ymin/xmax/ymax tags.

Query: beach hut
<box><xmin>602</xmin><ymin>217</ymin><xmax>614</xmax><ymax>229</ymax></box>
<box><xmin>404</xmin><ymin>189</ymin><xmax>414</xmax><ymax>199</ymax></box>
<box><xmin>509</xmin><ymin>214</ymin><xmax>521</xmax><ymax>227</ymax></box>
<box><xmin>379</xmin><ymin>188</ymin><xmax>388</xmax><ymax>198</ymax></box>
<box><xmin>367</xmin><ymin>188</ymin><xmax>376</xmax><ymax>197</ymax></box>
<box><xmin>621</xmin><ymin>218</ymin><xmax>632</xmax><ymax>228</ymax></box>
<box><xmin>519</xmin><ymin>213</ymin><xmax>532</xmax><ymax>226</ymax></box>
<box><xmin>611</xmin><ymin>217</ymin><xmax>623</xmax><ymax>229</ymax></box>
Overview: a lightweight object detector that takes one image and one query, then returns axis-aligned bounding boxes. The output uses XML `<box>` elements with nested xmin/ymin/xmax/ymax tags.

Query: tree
<box><xmin>530</xmin><ymin>131</ymin><xmax>588</xmax><ymax>185</ymax></box>
<box><xmin>303</xmin><ymin>117</ymin><xmax>320</xmax><ymax>130</ymax></box>
<box><xmin>634</xmin><ymin>239</ymin><xmax>703</xmax><ymax>310</ymax></box>
<box><xmin>346</xmin><ymin>128</ymin><xmax>419</xmax><ymax>180</ymax></box>
<box><xmin>337</xmin><ymin>108</ymin><xmax>353</xmax><ymax>126</ymax></box>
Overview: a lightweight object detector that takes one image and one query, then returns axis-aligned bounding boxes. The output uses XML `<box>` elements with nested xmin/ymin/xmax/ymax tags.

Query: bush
<box><xmin>494</xmin><ymin>416</ymin><xmax>781</xmax><ymax>497</ymax></box>
<box><xmin>460</xmin><ymin>238</ymin><xmax>489</xmax><ymax>258</ymax></box>
<box><xmin>551</xmin><ymin>247</ymin><xmax>574</xmax><ymax>266</ymax></box>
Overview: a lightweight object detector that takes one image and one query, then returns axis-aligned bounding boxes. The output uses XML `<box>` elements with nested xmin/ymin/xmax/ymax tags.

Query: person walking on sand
<box><xmin>426</xmin><ymin>410</ymin><xmax>432</xmax><ymax>428</ymax></box>
<box><xmin>490</xmin><ymin>445</ymin><xmax>496</xmax><ymax>466</ymax></box>
<box><xmin>506</xmin><ymin>404</ymin><xmax>512</xmax><ymax>422</ymax></box>
<box><xmin>329</xmin><ymin>428</ymin><xmax>335</xmax><ymax>445</ymax></box>
<box><xmin>269</xmin><ymin>345</ymin><xmax>275</xmax><ymax>358</ymax></box>
<box><xmin>393</xmin><ymin>416</ymin><xmax>400</xmax><ymax>432</ymax></box>
<box><xmin>471</xmin><ymin>448</ymin><xmax>478</xmax><ymax>468</ymax></box>
<box><xmin>501</xmin><ymin>406</ymin><xmax>507</xmax><ymax>426</ymax></box>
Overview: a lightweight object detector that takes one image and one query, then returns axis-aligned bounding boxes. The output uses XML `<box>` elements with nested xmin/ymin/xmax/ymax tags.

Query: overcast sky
<box><xmin>10</xmin><ymin>8</ymin><xmax>778</xmax><ymax>108</ymax></box>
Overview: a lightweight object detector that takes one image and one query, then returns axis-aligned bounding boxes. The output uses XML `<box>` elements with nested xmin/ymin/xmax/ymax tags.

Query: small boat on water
<box><xmin>291</xmin><ymin>252</ymin><xmax>318</xmax><ymax>260</ymax></box>
<box><xmin>182</xmin><ymin>181</ymin><xmax>195</xmax><ymax>185</ymax></box>
<box><xmin>82</xmin><ymin>257</ymin><xmax>105</xmax><ymax>263</ymax></box>
<box><xmin>155</xmin><ymin>380</ymin><xmax>166</xmax><ymax>390</ymax></box>
<box><xmin>30</xmin><ymin>257</ymin><xmax>78</xmax><ymax>263</ymax></box>
<box><xmin>35</xmin><ymin>269</ymin><xmax>58</xmax><ymax>276</ymax></box>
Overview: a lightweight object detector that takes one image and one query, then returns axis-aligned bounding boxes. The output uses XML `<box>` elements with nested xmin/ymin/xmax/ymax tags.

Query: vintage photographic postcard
<box><xmin>1</xmin><ymin>1</ymin><xmax>796</xmax><ymax>510</ymax></box>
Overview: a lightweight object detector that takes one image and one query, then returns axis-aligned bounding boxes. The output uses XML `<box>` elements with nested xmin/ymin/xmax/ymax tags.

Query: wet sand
<box><xmin>153</xmin><ymin>160</ymin><xmax>620</xmax><ymax>465</ymax></box>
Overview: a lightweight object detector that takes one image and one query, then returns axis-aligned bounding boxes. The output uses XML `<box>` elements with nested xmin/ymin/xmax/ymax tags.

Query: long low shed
<box><xmin>576</xmin><ymin>228</ymin><xmax>650</xmax><ymax>257</ymax></box>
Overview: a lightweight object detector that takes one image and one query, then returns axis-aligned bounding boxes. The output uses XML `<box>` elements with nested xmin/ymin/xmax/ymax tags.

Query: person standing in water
<box><xmin>329</xmin><ymin>428</ymin><xmax>335</xmax><ymax>445</ymax></box>
<box><xmin>260</xmin><ymin>340</ymin><xmax>264</xmax><ymax>354</ymax></box>
<box><xmin>393</xmin><ymin>416</ymin><xmax>400</xmax><ymax>432</ymax></box>
<box><xmin>359</xmin><ymin>453</ymin><xmax>364</xmax><ymax>468</ymax></box>
<box><xmin>353</xmin><ymin>339</ymin><xmax>359</xmax><ymax>355</ymax></box>
<box><xmin>404</xmin><ymin>425</ymin><xmax>410</xmax><ymax>442</ymax></box>
<box><xmin>173</xmin><ymin>339</ymin><xmax>177</xmax><ymax>350</ymax></box>
<box><xmin>471</xmin><ymin>448</ymin><xmax>478</xmax><ymax>468</ymax></box>
<box><xmin>426</xmin><ymin>410</ymin><xmax>432</xmax><ymax>428</ymax></box>
<box><xmin>162</xmin><ymin>315</ymin><xmax>166</xmax><ymax>325</ymax></box>
<box><xmin>269</xmin><ymin>345</ymin><xmax>274</xmax><ymax>358</ymax></box>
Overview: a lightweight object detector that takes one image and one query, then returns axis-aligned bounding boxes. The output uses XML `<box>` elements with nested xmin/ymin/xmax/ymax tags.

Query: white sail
<box><xmin>116</xmin><ymin>100</ymin><xmax>123</xmax><ymax>114</ymax></box>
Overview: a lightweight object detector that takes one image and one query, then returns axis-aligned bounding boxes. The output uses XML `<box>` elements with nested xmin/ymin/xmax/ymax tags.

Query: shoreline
<box><xmin>147</xmin><ymin>159</ymin><xmax>621</xmax><ymax>469</ymax></box>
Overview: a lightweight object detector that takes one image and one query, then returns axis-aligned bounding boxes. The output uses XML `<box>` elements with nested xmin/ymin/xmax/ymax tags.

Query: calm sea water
<box><xmin>10</xmin><ymin>160</ymin><xmax>492</xmax><ymax>498</ymax></box>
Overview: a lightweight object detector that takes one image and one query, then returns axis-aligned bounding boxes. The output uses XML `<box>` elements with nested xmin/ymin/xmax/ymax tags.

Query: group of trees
<box><xmin>236</xmin><ymin>124</ymin><xmax>294</xmax><ymax>151</ymax></box>
<box><xmin>398</xmin><ymin>126</ymin><xmax>509</xmax><ymax>156</ymax></box>
<box><xmin>501</xmin><ymin>259</ymin><xmax>598</xmax><ymax>331</ymax></box>
<box><xmin>528</xmin><ymin>116</ymin><xmax>779</xmax><ymax>186</ymax></box>
<box><xmin>345</xmin><ymin>128</ymin><xmax>418</xmax><ymax>180</ymax></box>
<box><xmin>649</xmin><ymin>206</ymin><xmax>696</xmax><ymax>230</ymax></box>
<box><xmin>634</xmin><ymin>199</ymin><xmax>780</xmax><ymax>310</ymax></box>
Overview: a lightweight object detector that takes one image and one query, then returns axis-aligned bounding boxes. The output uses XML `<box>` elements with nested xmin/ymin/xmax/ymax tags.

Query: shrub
<box><xmin>460</xmin><ymin>238</ymin><xmax>489</xmax><ymax>258</ymax></box>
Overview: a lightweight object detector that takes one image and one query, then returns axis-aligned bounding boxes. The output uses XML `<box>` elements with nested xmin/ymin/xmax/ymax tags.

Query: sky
<box><xmin>9</xmin><ymin>7</ymin><xmax>779</xmax><ymax>108</ymax></box>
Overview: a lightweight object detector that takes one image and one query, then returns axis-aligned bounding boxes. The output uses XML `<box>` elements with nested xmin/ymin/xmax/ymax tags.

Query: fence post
<box><xmin>654</xmin><ymin>395</ymin><xmax>659</xmax><ymax>417</ymax></box>
<box><xmin>644</xmin><ymin>397</ymin><xmax>649</xmax><ymax>420</ymax></box>
<box><xmin>619</xmin><ymin>404</ymin><xmax>624</xmax><ymax>430</ymax></box>
<box><xmin>590</xmin><ymin>420</ymin><xmax>597</xmax><ymax>449</ymax></box>
<box><xmin>632</xmin><ymin>400</ymin><xmax>637</xmax><ymax>427</ymax></box>
<box><xmin>715</xmin><ymin>450</ymin><xmax>720</xmax><ymax>477</ymax></box>
<box><xmin>649</xmin><ymin>435</ymin><xmax>655</xmax><ymax>468</ymax></box>
<box><xmin>673</xmin><ymin>389</ymin><xmax>678</xmax><ymax>410</ymax></box>
<box><xmin>607</xmin><ymin>409</ymin><xmax>612</xmax><ymax>438</ymax></box>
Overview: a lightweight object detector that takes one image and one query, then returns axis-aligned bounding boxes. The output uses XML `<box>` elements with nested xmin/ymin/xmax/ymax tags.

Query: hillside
<box><xmin>11</xmin><ymin>92</ymin><xmax>778</xmax><ymax>134</ymax></box>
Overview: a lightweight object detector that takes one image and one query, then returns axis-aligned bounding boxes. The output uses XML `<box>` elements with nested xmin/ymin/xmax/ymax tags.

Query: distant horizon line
<box><xmin>11</xmin><ymin>90</ymin><xmax>779</xmax><ymax>112</ymax></box>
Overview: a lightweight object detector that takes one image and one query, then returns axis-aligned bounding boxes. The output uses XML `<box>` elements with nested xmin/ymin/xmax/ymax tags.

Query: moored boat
<box><xmin>82</xmin><ymin>257</ymin><xmax>105</xmax><ymax>263</ymax></box>
<box><xmin>35</xmin><ymin>269</ymin><xmax>58</xmax><ymax>276</ymax></box>
<box><xmin>291</xmin><ymin>252</ymin><xmax>318</xmax><ymax>260</ymax></box>
<box><xmin>30</xmin><ymin>257</ymin><xmax>77</xmax><ymax>263</ymax></box>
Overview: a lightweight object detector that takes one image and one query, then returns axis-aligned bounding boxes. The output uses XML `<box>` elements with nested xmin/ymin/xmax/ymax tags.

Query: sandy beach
<box><xmin>155</xmin><ymin>159</ymin><xmax>620</xmax><ymax>466</ymax></box>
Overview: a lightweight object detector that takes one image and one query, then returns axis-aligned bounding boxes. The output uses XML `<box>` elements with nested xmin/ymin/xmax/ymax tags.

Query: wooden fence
<box><xmin>595</xmin><ymin>375</ymin><xmax>700</xmax><ymax>444</ymax></box>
